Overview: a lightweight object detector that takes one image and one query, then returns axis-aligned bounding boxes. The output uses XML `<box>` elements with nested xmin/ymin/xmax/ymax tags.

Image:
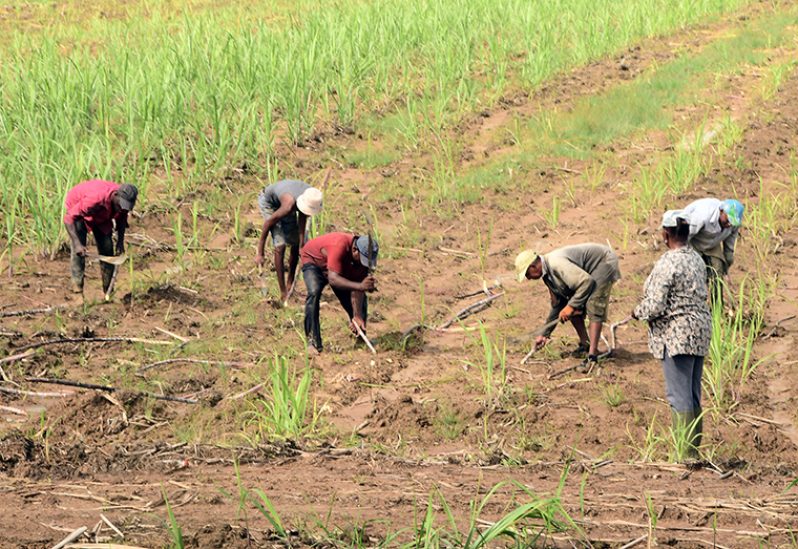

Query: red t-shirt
<box><xmin>63</xmin><ymin>180</ymin><xmax>128</xmax><ymax>235</ymax></box>
<box><xmin>301</xmin><ymin>232</ymin><xmax>368</xmax><ymax>282</ymax></box>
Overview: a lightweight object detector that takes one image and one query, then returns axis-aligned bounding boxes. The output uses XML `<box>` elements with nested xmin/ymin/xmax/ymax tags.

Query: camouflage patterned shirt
<box><xmin>634</xmin><ymin>246</ymin><xmax>711</xmax><ymax>359</ymax></box>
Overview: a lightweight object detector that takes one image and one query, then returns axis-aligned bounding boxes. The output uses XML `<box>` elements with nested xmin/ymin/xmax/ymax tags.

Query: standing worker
<box><xmin>300</xmin><ymin>232</ymin><xmax>378</xmax><ymax>354</ymax></box>
<box><xmin>633</xmin><ymin>210</ymin><xmax>711</xmax><ymax>461</ymax></box>
<box><xmin>682</xmin><ymin>197</ymin><xmax>744</xmax><ymax>295</ymax></box>
<box><xmin>63</xmin><ymin>180</ymin><xmax>138</xmax><ymax>295</ymax></box>
<box><xmin>515</xmin><ymin>243</ymin><xmax>621</xmax><ymax>371</ymax></box>
<box><xmin>255</xmin><ymin>180</ymin><xmax>323</xmax><ymax>302</ymax></box>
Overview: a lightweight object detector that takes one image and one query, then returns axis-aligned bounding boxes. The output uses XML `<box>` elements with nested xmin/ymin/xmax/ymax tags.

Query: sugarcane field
<box><xmin>2</xmin><ymin>0</ymin><xmax>798</xmax><ymax>547</ymax></box>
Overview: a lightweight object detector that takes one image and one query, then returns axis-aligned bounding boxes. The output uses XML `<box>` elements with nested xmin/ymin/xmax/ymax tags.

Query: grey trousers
<box><xmin>71</xmin><ymin>220</ymin><xmax>115</xmax><ymax>292</ymax></box>
<box><xmin>662</xmin><ymin>349</ymin><xmax>703</xmax><ymax>413</ymax></box>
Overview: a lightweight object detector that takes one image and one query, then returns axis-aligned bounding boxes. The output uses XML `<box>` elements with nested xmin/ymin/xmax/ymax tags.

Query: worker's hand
<box><xmin>74</xmin><ymin>244</ymin><xmax>87</xmax><ymax>257</ymax></box>
<box><xmin>255</xmin><ymin>254</ymin><xmax>265</xmax><ymax>268</ymax></box>
<box><xmin>559</xmin><ymin>305</ymin><xmax>578</xmax><ymax>323</ymax></box>
<box><xmin>351</xmin><ymin>316</ymin><xmax>367</xmax><ymax>334</ymax></box>
<box><xmin>115</xmin><ymin>242</ymin><xmax>125</xmax><ymax>255</ymax></box>
<box><xmin>360</xmin><ymin>276</ymin><xmax>377</xmax><ymax>292</ymax></box>
<box><xmin>534</xmin><ymin>335</ymin><xmax>549</xmax><ymax>350</ymax></box>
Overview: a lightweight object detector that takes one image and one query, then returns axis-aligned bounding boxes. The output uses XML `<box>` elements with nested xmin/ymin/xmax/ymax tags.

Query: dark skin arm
<box><xmin>535</xmin><ymin>288</ymin><xmax>561</xmax><ymax>349</ymax></box>
<box><xmin>111</xmin><ymin>194</ymin><xmax>129</xmax><ymax>255</ymax></box>
<box><xmin>325</xmin><ymin>242</ymin><xmax>376</xmax><ymax>329</ymax></box>
<box><xmin>328</xmin><ymin>271</ymin><xmax>376</xmax><ymax>292</ymax></box>
<box><xmin>65</xmin><ymin>191</ymin><xmax>130</xmax><ymax>257</ymax></box>
<box><xmin>274</xmin><ymin>245</ymin><xmax>302</xmax><ymax>301</ymax></box>
<box><xmin>255</xmin><ymin>194</ymin><xmax>297</xmax><ymax>267</ymax></box>
<box><xmin>116</xmin><ymin>217</ymin><xmax>127</xmax><ymax>255</ymax></box>
<box><xmin>298</xmin><ymin>213</ymin><xmax>308</xmax><ymax>250</ymax></box>
<box><xmin>328</xmin><ymin>271</ymin><xmax>375</xmax><ymax>332</ymax></box>
<box><xmin>279</xmin><ymin>212</ymin><xmax>307</xmax><ymax>300</ymax></box>
<box><xmin>64</xmin><ymin>222</ymin><xmax>87</xmax><ymax>256</ymax></box>
<box><xmin>256</xmin><ymin>193</ymin><xmax>300</xmax><ymax>300</ymax></box>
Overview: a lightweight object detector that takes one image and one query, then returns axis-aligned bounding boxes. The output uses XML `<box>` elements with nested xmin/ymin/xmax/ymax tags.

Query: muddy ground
<box><xmin>1</xmin><ymin>4</ymin><xmax>798</xmax><ymax>548</ymax></box>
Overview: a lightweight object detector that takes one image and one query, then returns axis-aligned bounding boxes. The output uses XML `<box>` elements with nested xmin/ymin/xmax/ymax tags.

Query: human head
<box><xmin>661</xmin><ymin>209</ymin><xmax>689</xmax><ymax>247</ymax></box>
<box><xmin>297</xmin><ymin>187</ymin><xmax>323</xmax><ymax>216</ymax></box>
<box><xmin>353</xmin><ymin>235</ymin><xmax>379</xmax><ymax>268</ymax></box>
<box><xmin>719</xmin><ymin>198</ymin><xmax>744</xmax><ymax>229</ymax></box>
<box><xmin>515</xmin><ymin>250</ymin><xmax>542</xmax><ymax>282</ymax></box>
<box><xmin>114</xmin><ymin>184</ymin><xmax>138</xmax><ymax>212</ymax></box>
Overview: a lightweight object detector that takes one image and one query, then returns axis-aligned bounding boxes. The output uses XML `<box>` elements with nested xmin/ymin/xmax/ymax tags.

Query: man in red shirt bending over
<box><xmin>63</xmin><ymin>180</ymin><xmax>139</xmax><ymax>295</ymax></box>
<box><xmin>300</xmin><ymin>232</ymin><xmax>378</xmax><ymax>353</ymax></box>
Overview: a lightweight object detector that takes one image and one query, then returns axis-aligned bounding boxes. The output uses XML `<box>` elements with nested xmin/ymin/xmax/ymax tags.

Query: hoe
<box><xmin>85</xmin><ymin>253</ymin><xmax>127</xmax><ymax>301</ymax></box>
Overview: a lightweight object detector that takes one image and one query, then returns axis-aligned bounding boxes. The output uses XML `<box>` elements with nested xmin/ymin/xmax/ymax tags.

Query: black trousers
<box><xmin>71</xmin><ymin>220</ymin><xmax>115</xmax><ymax>292</ymax></box>
<box><xmin>302</xmin><ymin>264</ymin><xmax>368</xmax><ymax>351</ymax></box>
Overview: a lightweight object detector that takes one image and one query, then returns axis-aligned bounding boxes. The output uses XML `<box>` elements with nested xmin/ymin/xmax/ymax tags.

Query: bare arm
<box><xmin>116</xmin><ymin>213</ymin><xmax>128</xmax><ymax>254</ymax></box>
<box><xmin>64</xmin><ymin>222</ymin><xmax>86</xmax><ymax>256</ymax></box>
<box><xmin>723</xmin><ymin>228</ymin><xmax>738</xmax><ymax>268</ymax></box>
<box><xmin>298</xmin><ymin>213</ymin><xmax>308</xmax><ymax>250</ymax></box>
<box><xmin>256</xmin><ymin>195</ymin><xmax>296</xmax><ymax>261</ymax></box>
<box><xmin>328</xmin><ymin>271</ymin><xmax>375</xmax><ymax>292</ymax></box>
<box><xmin>543</xmin><ymin>289</ymin><xmax>566</xmax><ymax>337</ymax></box>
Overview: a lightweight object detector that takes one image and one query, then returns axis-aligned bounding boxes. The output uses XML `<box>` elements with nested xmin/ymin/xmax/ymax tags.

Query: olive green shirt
<box><xmin>540</xmin><ymin>244</ymin><xmax>621</xmax><ymax>335</ymax></box>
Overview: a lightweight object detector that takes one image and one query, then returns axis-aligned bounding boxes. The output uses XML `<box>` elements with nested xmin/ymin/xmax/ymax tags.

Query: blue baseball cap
<box><xmin>355</xmin><ymin>235</ymin><xmax>379</xmax><ymax>268</ymax></box>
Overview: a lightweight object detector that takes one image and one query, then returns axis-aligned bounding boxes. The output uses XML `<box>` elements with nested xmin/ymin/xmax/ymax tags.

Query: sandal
<box><xmin>569</xmin><ymin>342</ymin><xmax>590</xmax><ymax>358</ymax></box>
<box><xmin>577</xmin><ymin>355</ymin><xmax>599</xmax><ymax>374</ymax></box>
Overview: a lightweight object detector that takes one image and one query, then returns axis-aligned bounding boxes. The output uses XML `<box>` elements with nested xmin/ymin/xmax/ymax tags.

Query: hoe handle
<box><xmin>104</xmin><ymin>265</ymin><xmax>120</xmax><ymax>301</ymax></box>
<box><xmin>354</xmin><ymin>323</ymin><xmax>377</xmax><ymax>354</ymax></box>
<box><xmin>520</xmin><ymin>318</ymin><xmax>561</xmax><ymax>365</ymax></box>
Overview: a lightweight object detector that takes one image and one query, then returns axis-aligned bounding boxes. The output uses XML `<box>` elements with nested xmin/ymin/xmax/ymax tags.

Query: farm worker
<box><xmin>515</xmin><ymin>243</ymin><xmax>621</xmax><ymax>371</ymax></box>
<box><xmin>255</xmin><ymin>180</ymin><xmax>323</xmax><ymax>302</ymax></box>
<box><xmin>632</xmin><ymin>210</ymin><xmax>711</xmax><ymax>460</ymax></box>
<box><xmin>300</xmin><ymin>232</ymin><xmax>378</xmax><ymax>353</ymax></box>
<box><xmin>681</xmin><ymin>197</ymin><xmax>744</xmax><ymax>295</ymax></box>
<box><xmin>63</xmin><ymin>180</ymin><xmax>138</xmax><ymax>294</ymax></box>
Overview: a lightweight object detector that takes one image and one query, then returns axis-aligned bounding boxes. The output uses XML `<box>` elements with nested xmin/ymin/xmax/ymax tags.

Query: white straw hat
<box><xmin>296</xmin><ymin>187</ymin><xmax>323</xmax><ymax>216</ymax></box>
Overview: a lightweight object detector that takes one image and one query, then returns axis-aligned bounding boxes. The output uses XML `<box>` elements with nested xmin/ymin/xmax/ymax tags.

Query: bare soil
<box><xmin>1</xmin><ymin>5</ymin><xmax>797</xmax><ymax>548</ymax></box>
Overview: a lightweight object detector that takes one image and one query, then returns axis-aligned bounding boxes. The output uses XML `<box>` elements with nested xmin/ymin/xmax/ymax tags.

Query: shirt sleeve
<box><xmin>687</xmin><ymin>207</ymin><xmax>706</xmax><ymax>238</ymax></box>
<box><xmin>688</xmin><ymin>219</ymin><xmax>701</xmax><ymax>239</ymax></box>
<box><xmin>326</xmin><ymin>239</ymin><xmax>348</xmax><ymax>275</ymax></box>
<box><xmin>552</xmin><ymin>259</ymin><xmax>595</xmax><ymax>309</ymax></box>
<box><xmin>634</xmin><ymin>259</ymin><xmax>671</xmax><ymax>321</ymax></box>
<box><xmin>63</xmin><ymin>197</ymin><xmax>89</xmax><ymax>225</ymax></box>
<box><xmin>723</xmin><ymin>228</ymin><xmax>738</xmax><ymax>267</ymax></box>
<box><xmin>542</xmin><ymin>293</ymin><xmax>567</xmax><ymax>337</ymax></box>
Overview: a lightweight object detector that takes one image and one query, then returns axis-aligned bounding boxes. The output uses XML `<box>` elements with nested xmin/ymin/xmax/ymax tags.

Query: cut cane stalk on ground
<box><xmin>1</xmin><ymin>2</ymin><xmax>794</xmax><ymax>546</ymax></box>
<box><xmin>23</xmin><ymin>377</ymin><xmax>199</xmax><ymax>404</ymax></box>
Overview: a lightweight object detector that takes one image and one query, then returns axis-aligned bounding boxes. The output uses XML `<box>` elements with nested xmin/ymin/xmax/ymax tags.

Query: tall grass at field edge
<box><xmin>0</xmin><ymin>0</ymin><xmax>752</xmax><ymax>253</ymax></box>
